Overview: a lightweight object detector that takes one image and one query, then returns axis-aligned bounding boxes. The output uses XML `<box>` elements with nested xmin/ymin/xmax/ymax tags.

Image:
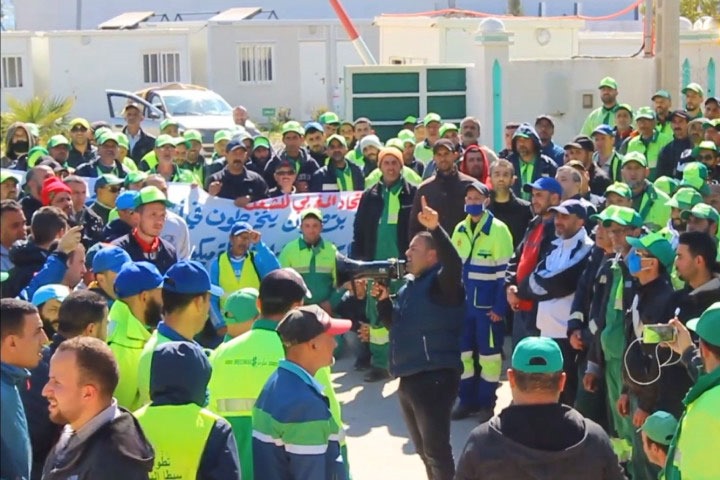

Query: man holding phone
<box><xmin>617</xmin><ymin>232</ymin><xmax>677</xmax><ymax>479</ymax></box>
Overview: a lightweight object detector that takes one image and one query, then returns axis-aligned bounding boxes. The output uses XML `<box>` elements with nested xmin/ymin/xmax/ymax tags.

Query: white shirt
<box><xmin>161</xmin><ymin>210</ymin><xmax>191</xmax><ymax>259</ymax></box>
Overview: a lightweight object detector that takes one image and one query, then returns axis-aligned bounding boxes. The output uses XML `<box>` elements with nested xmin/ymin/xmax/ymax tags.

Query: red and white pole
<box><xmin>329</xmin><ymin>0</ymin><xmax>378</xmax><ymax>65</ymax></box>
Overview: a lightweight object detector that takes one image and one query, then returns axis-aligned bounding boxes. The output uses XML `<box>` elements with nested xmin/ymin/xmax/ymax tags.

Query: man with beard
<box><xmin>107</xmin><ymin>261</ymin><xmax>164</xmax><ymax>411</ymax></box>
<box><xmin>46</xmin><ymin>135</ymin><xmax>71</xmax><ymax>167</ymax></box>
<box><xmin>535</xmin><ymin>115</ymin><xmax>565</xmax><ymax>165</ymax></box>
<box><xmin>264</xmin><ymin>121</ymin><xmax>319</xmax><ymax>191</ymax></box>
<box><xmin>75</xmin><ymin>132</ymin><xmax>128</xmax><ymax>179</ymax></box>
<box><xmin>487</xmin><ymin>159</ymin><xmax>533</xmax><ymax>251</ymax></box>
<box><xmin>459</xmin><ymin>116</ymin><xmax>500</xmax><ymax>164</ymax></box>
<box><xmin>660</xmin><ymin>188</ymin><xmax>703</xmax><ymax>247</ymax></box>
<box><xmin>688</xmin><ymin>117</ymin><xmax>706</xmax><ymax>147</ymax></box>
<box><xmin>304</xmin><ymin>122</ymin><xmax>327</xmax><ymax>164</ymax></box>
<box><xmin>311</xmin><ymin>134</ymin><xmax>364</xmax><ymax>192</ymax></box>
<box><xmin>458</xmin><ymin>146</ymin><xmax>490</xmax><ymax>185</ymax></box>
<box><xmin>625</xmin><ymin>107</ymin><xmax>673</xmax><ymax>181</ymax></box>
<box><xmin>694</xmin><ymin>141</ymin><xmax>719</xmax><ymax>182</ymax></box>
<box><xmin>621</xmin><ymin>152</ymin><xmax>671</xmax><ymax>231</ymax></box>
<box><xmin>0</xmin><ymin>172</ymin><xmax>19</xmax><ymax>201</ymax></box>
<box><xmin>0</xmin><ymin>200</ymin><xmax>26</xmax><ymax>272</ymax></box>
<box><xmin>246</xmin><ymin>136</ymin><xmax>273</xmax><ymax>177</ymax></box>
<box><xmin>705</xmin><ymin>96</ymin><xmax>720</xmax><ymax>120</ymax></box>
<box><xmin>41</xmin><ymin>177</ymin><xmax>103</xmax><ymax>249</ymax></box>
<box><xmin>414</xmin><ymin>113</ymin><xmax>442</xmax><ymax>165</ymax></box>
<box><xmin>498</xmin><ymin>122</ymin><xmax>520</xmax><ymax>159</ymax></box>
<box><xmin>652</xmin><ymin>90</ymin><xmax>673</xmax><ymax>137</ymax></box>
<box><xmin>20</xmin><ymin>165</ymin><xmax>54</xmax><ymax>224</ymax></box>
<box><xmin>206</xmin><ymin>139</ymin><xmax>269</xmax><ymax>205</ymax></box>
<box><xmin>683</xmin><ymin>204</ymin><xmax>719</xmax><ymax>252</ymax></box>
<box><xmin>581</xmin><ymin>77</ymin><xmax>621</xmax><ymax>136</ymax></box>
<box><xmin>66</xmin><ymin>118</ymin><xmax>97</xmax><ymax>168</ymax></box>
<box><xmin>682</xmin><ymin>83</ymin><xmax>705</xmax><ymax>120</ymax></box>
<box><xmin>657</xmin><ymin>110</ymin><xmax>693</xmax><ymax>178</ymax></box>
<box><xmin>62</xmin><ymin>176</ymin><xmax>87</xmax><ymax>217</ymax></box>
<box><xmin>356</xmin><ymin>134</ymin><xmax>383</xmax><ymax>175</ymax></box>
<box><xmin>507</xmin><ymin>123</ymin><xmax>558</xmax><ymax>200</ymax></box>
<box><xmin>181</xmin><ymin>130</ymin><xmax>208</xmax><ymax>185</ymax></box>
<box><xmin>564</xmin><ymin>135</ymin><xmax>611</xmax><ymax>196</ymax></box>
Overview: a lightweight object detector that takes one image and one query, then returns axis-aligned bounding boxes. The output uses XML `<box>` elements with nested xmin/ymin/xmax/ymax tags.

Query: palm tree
<box><xmin>508</xmin><ymin>0</ymin><xmax>523</xmax><ymax>16</ymax></box>
<box><xmin>1</xmin><ymin>94</ymin><xmax>74</xmax><ymax>145</ymax></box>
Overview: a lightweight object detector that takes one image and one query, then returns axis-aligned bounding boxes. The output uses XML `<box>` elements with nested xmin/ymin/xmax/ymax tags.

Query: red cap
<box><xmin>41</xmin><ymin>177</ymin><xmax>72</xmax><ymax>206</ymax></box>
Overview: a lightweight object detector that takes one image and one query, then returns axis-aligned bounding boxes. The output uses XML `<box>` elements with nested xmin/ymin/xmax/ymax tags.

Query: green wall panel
<box><xmin>427</xmin><ymin>68</ymin><xmax>466</xmax><ymax>92</ymax></box>
<box><xmin>352</xmin><ymin>72</ymin><xmax>420</xmax><ymax>94</ymax></box>
<box><xmin>427</xmin><ymin>95</ymin><xmax>466</xmax><ymax>119</ymax></box>
<box><xmin>352</xmin><ymin>97</ymin><xmax>420</xmax><ymax>122</ymax></box>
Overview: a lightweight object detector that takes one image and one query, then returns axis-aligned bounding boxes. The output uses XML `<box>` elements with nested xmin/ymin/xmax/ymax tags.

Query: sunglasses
<box><xmin>275</xmin><ymin>170</ymin><xmax>296</xmax><ymax>176</ymax></box>
<box><xmin>71</xmin><ymin>126</ymin><xmax>88</xmax><ymax>132</ymax></box>
<box><xmin>106</xmin><ymin>186</ymin><xmax>121</xmax><ymax>193</ymax></box>
<box><xmin>698</xmin><ymin>154</ymin><xmax>716</xmax><ymax>162</ymax></box>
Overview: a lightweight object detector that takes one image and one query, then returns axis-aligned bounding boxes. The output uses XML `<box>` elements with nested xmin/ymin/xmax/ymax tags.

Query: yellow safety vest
<box><xmin>134</xmin><ymin>403</ymin><xmax>218</xmax><ymax>480</ymax></box>
<box><xmin>218</xmin><ymin>252</ymin><xmax>260</xmax><ymax>310</ymax></box>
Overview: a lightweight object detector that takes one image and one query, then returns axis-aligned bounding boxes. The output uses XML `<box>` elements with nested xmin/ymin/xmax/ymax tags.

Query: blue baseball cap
<box><xmin>522</xmin><ymin>177</ymin><xmax>563</xmax><ymax>196</ymax></box>
<box><xmin>31</xmin><ymin>284</ymin><xmax>70</xmax><ymax>307</ymax></box>
<box><xmin>226</xmin><ymin>139</ymin><xmax>247</xmax><ymax>153</ymax></box>
<box><xmin>162</xmin><ymin>260</ymin><xmax>224</xmax><ymax>297</ymax></box>
<box><xmin>549</xmin><ymin>199</ymin><xmax>588</xmax><ymax>221</ymax></box>
<box><xmin>92</xmin><ymin>246</ymin><xmax>131</xmax><ymax>274</ymax></box>
<box><xmin>230</xmin><ymin>221</ymin><xmax>253</xmax><ymax>237</ymax></box>
<box><xmin>114</xmin><ymin>261</ymin><xmax>164</xmax><ymax>299</ymax></box>
<box><xmin>116</xmin><ymin>191</ymin><xmax>139</xmax><ymax>211</ymax></box>
<box><xmin>592</xmin><ymin>124</ymin><xmax>614</xmax><ymax>137</ymax></box>
<box><xmin>304</xmin><ymin>121</ymin><xmax>323</xmax><ymax>134</ymax></box>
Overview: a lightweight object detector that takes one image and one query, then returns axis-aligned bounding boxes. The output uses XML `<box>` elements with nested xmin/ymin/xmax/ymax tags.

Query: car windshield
<box><xmin>160</xmin><ymin>91</ymin><xmax>233</xmax><ymax>116</ymax></box>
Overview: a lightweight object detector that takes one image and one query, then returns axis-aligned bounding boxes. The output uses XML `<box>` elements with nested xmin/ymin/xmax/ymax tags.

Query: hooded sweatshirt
<box><xmin>1</xmin><ymin>122</ymin><xmax>35</xmax><ymax>168</ymax></box>
<box><xmin>41</xmin><ymin>403</ymin><xmax>154</xmax><ymax>480</ymax></box>
<box><xmin>142</xmin><ymin>341</ymin><xmax>240</xmax><ymax>480</ymax></box>
<box><xmin>455</xmin><ymin>403</ymin><xmax>626</xmax><ymax>480</ymax></box>
<box><xmin>4</xmin><ymin>240</ymin><xmax>52</xmax><ymax>299</ymax></box>
<box><xmin>507</xmin><ymin>124</ymin><xmax>558</xmax><ymax>199</ymax></box>
<box><xmin>458</xmin><ymin>145</ymin><xmax>491</xmax><ymax>186</ymax></box>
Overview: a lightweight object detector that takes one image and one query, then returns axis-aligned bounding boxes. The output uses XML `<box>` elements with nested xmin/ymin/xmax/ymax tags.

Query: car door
<box><xmin>105</xmin><ymin>89</ymin><xmax>164</xmax><ymax>136</ymax></box>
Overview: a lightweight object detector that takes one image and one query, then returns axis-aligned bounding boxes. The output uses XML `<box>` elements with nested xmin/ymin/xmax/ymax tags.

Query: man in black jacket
<box><xmin>455</xmin><ymin>337</ymin><xmax>626</xmax><ymax>480</ymax></box>
<box><xmin>507</xmin><ymin>123</ymin><xmax>558</xmax><ymax>200</ymax></box>
<box><xmin>206</xmin><ymin>139</ymin><xmax>269</xmax><ymax>207</ymax></box>
<box><xmin>21</xmin><ymin>290</ymin><xmax>108</xmax><ymax>479</ymax></box>
<box><xmin>672</xmin><ymin>231</ymin><xmax>720</xmax><ymax>321</ymax></box>
<box><xmin>310</xmin><ymin>134</ymin><xmax>364</xmax><ymax>193</ymax></box>
<box><xmin>488</xmin><ymin>159</ymin><xmax>532</xmax><ymax>250</ymax></box>
<box><xmin>74</xmin><ymin>132</ymin><xmax>128</xmax><ymax>179</ymax></box>
<box><xmin>374</xmin><ymin>197</ymin><xmax>465</xmax><ymax>480</ymax></box>
<box><xmin>19</xmin><ymin>165</ymin><xmax>54</xmax><ymax>225</ymax></box>
<box><xmin>656</xmin><ymin>110</ymin><xmax>693</xmax><ymax>179</ymax></box>
<box><xmin>41</xmin><ymin>337</ymin><xmax>154</xmax><ymax>479</ymax></box>
<box><xmin>112</xmin><ymin>186</ymin><xmax>177</xmax><ymax>274</ymax></box>
<box><xmin>121</xmin><ymin>103</ymin><xmax>156</xmax><ymax>163</ymax></box>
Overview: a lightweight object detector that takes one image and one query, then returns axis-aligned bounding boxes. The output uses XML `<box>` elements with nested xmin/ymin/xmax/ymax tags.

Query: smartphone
<box><xmin>643</xmin><ymin>324</ymin><xmax>676</xmax><ymax>344</ymax></box>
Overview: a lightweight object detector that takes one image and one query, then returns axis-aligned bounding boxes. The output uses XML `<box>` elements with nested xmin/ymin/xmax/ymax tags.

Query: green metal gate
<box><xmin>344</xmin><ymin>65</ymin><xmax>470</xmax><ymax>141</ymax></box>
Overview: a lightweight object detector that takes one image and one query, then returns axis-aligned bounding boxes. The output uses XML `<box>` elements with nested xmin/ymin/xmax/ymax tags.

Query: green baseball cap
<box><xmin>124</xmin><ymin>170</ymin><xmax>148</xmax><ymax>186</ymax></box>
<box><xmin>682</xmin><ymin>83</ymin><xmax>705</xmax><ymax>97</ymax></box>
<box><xmin>116</xmin><ymin>132</ymin><xmax>130</xmax><ymax>150</ymax></box>
<box><xmin>598</xmin><ymin>76</ymin><xmax>618</xmax><ymax>89</ymax></box>
<box><xmin>622</xmin><ymin>151</ymin><xmax>648</xmax><ymax>168</ymax></box>
<box><xmin>282</xmin><ymin>121</ymin><xmax>305</xmax><ymax>136</ymax></box>
<box><xmin>47</xmin><ymin>135</ymin><xmax>70</xmax><ymax>149</ymax></box>
<box><xmin>134</xmin><ymin>186</ymin><xmax>173</xmax><ymax>208</ymax></box>
<box><xmin>98</xmin><ymin>132</ymin><xmax>119</xmax><ymax>145</ymax></box>
<box><xmin>326</xmin><ymin>134</ymin><xmax>347</xmax><ymax>148</ymax></box>
<box><xmin>160</xmin><ymin>118</ymin><xmax>180</xmax><ymax>131</ymax></box>
<box><xmin>183</xmin><ymin>129</ymin><xmax>202</xmax><ymax>144</ymax></box>
<box><xmin>605</xmin><ymin>182</ymin><xmax>632</xmax><ymax>199</ymax></box>
<box><xmin>590</xmin><ymin>204</ymin><xmax>621</xmax><ymax>223</ymax></box>
<box><xmin>439</xmin><ymin>122</ymin><xmax>458</xmax><ymax>138</ymax></box>
<box><xmin>223</xmin><ymin>287</ymin><xmax>260</xmax><ymax>325</ymax></box>
<box><xmin>0</xmin><ymin>170</ymin><xmax>19</xmax><ymax>184</ymax></box>
<box><xmin>601</xmin><ymin>206</ymin><xmax>643</xmax><ymax>228</ymax></box>
<box><xmin>253</xmin><ymin>136</ymin><xmax>271</xmax><ymax>151</ymax></box>
<box><xmin>511</xmin><ymin>337</ymin><xmax>563</xmax><ymax>374</ymax></box>
<box><xmin>626</xmin><ymin>232</ymin><xmax>676</xmax><ymax>269</ymax></box>
<box><xmin>666</xmin><ymin>187</ymin><xmax>703</xmax><ymax>210</ymax></box>
<box><xmin>155</xmin><ymin>134</ymin><xmax>175</xmax><ymax>148</ymax></box>
<box><xmin>214</xmin><ymin>130</ymin><xmax>233</xmax><ymax>143</ymax></box>
<box><xmin>300</xmin><ymin>207</ymin><xmax>323</xmax><ymax>222</ymax></box>
<box><xmin>319</xmin><ymin>112</ymin><xmax>340</xmax><ymax>125</ymax></box>
<box><xmin>27</xmin><ymin>147</ymin><xmax>49</xmax><ymax>168</ymax></box>
<box><xmin>0</xmin><ymin>271</ymin><xmax>8</xmax><ymax>282</ymax></box>
<box><xmin>398</xmin><ymin>129</ymin><xmax>416</xmax><ymax>145</ymax></box>
<box><xmin>616</xmin><ymin>103</ymin><xmax>634</xmax><ymax>118</ymax></box>
<box><xmin>635</xmin><ymin>106</ymin><xmax>656</xmax><ymax>121</ymax></box>
<box><xmin>95</xmin><ymin>173</ymin><xmax>124</xmax><ymax>191</ymax></box>
<box><xmin>680</xmin><ymin>203</ymin><xmax>720</xmax><ymax>223</ymax></box>
<box><xmin>687</xmin><ymin>301</ymin><xmax>720</xmax><ymax>346</ymax></box>
<box><xmin>680</xmin><ymin>162</ymin><xmax>710</xmax><ymax>195</ymax></box>
<box><xmin>640</xmin><ymin>411</ymin><xmax>678</xmax><ymax>446</ymax></box>
<box><xmin>172</xmin><ymin>136</ymin><xmax>190</xmax><ymax>148</ymax></box>
<box><xmin>652</xmin><ymin>90</ymin><xmax>671</xmax><ymax>101</ymax></box>
<box><xmin>423</xmin><ymin>113</ymin><xmax>441</xmax><ymax>126</ymax></box>
<box><xmin>403</xmin><ymin>115</ymin><xmax>417</xmax><ymax>125</ymax></box>
<box><xmin>703</xmin><ymin>118</ymin><xmax>720</xmax><ymax>130</ymax></box>
<box><xmin>653</xmin><ymin>176</ymin><xmax>680</xmax><ymax>197</ymax></box>
<box><xmin>94</xmin><ymin>127</ymin><xmax>111</xmax><ymax>141</ymax></box>
<box><xmin>385</xmin><ymin>138</ymin><xmax>405</xmax><ymax>152</ymax></box>
<box><xmin>694</xmin><ymin>140</ymin><xmax>719</xmax><ymax>154</ymax></box>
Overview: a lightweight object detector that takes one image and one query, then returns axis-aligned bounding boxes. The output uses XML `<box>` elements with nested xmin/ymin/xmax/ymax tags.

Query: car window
<box><xmin>160</xmin><ymin>91</ymin><xmax>232</xmax><ymax>116</ymax></box>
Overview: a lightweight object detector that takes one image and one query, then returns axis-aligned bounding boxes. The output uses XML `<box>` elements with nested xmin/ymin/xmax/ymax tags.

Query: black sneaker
<box><xmin>354</xmin><ymin>359</ymin><xmax>371</xmax><ymax>371</ymax></box>
<box><xmin>451</xmin><ymin>404</ymin><xmax>478</xmax><ymax>420</ymax></box>
<box><xmin>363</xmin><ymin>367</ymin><xmax>391</xmax><ymax>382</ymax></box>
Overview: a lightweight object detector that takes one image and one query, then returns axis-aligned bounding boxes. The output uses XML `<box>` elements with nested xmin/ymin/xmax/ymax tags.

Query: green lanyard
<box><xmin>602</xmin><ymin>105</ymin><xmax>618</xmax><ymax>125</ymax></box>
<box><xmin>520</xmin><ymin>160</ymin><xmax>535</xmax><ymax>198</ymax></box>
<box><xmin>96</xmin><ymin>163</ymin><xmax>118</xmax><ymax>177</ymax></box>
<box><xmin>382</xmin><ymin>182</ymin><xmax>402</xmax><ymax>225</ymax></box>
<box><xmin>336</xmin><ymin>166</ymin><xmax>353</xmax><ymax>191</ymax></box>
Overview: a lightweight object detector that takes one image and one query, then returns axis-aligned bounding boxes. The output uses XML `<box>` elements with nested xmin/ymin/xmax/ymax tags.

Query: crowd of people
<box><xmin>0</xmin><ymin>77</ymin><xmax>719</xmax><ymax>480</ymax></box>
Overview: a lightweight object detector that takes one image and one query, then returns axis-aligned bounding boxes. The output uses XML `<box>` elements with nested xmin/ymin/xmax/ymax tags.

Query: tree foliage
<box><xmin>508</xmin><ymin>0</ymin><xmax>523</xmax><ymax>16</ymax></box>
<box><xmin>680</xmin><ymin>0</ymin><xmax>719</xmax><ymax>23</ymax></box>
<box><xmin>0</xmin><ymin>95</ymin><xmax>74</xmax><ymax>146</ymax></box>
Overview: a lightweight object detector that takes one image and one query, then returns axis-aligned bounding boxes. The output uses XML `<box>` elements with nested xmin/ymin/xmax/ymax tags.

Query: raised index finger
<box><xmin>421</xmin><ymin>195</ymin><xmax>427</xmax><ymax>210</ymax></box>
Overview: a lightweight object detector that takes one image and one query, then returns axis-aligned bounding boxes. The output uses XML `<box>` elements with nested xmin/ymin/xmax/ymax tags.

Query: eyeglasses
<box><xmin>71</xmin><ymin>126</ymin><xmax>88</xmax><ymax>133</ymax></box>
<box><xmin>107</xmin><ymin>187</ymin><xmax>121</xmax><ymax>193</ymax></box>
<box><xmin>698</xmin><ymin>154</ymin><xmax>716</xmax><ymax>162</ymax></box>
<box><xmin>275</xmin><ymin>170</ymin><xmax>296</xmax><ymax>176</ymax></box>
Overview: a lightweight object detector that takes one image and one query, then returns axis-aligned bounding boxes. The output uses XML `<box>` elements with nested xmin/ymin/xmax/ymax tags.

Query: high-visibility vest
<box><xmin>218</xmin><ymin>252</ymin><xmax>260</xmax><ymax>310</ymax></box>
<box><xmin>279</xmin><ymin>238</ymin><xmax>337</xmax><ymax>303</ymax></box>
<box><xmin>134</xmin><ymin>403</ymin><xmax>218</xmax><ymax>480</ymax></box>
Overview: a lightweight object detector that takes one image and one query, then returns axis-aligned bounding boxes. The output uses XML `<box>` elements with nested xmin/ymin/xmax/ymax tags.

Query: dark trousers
<box><xmin>554</xmin><ymin>338</ymin><xmax>579</xmax><ymax>406</ymax></box>
<box><xmin>398</xmin><ymin>368</ymin><xmax>460</xmax><ymax>480</ymax></box>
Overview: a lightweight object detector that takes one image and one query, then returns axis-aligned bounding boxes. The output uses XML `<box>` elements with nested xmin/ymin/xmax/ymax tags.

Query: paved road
<box><xmin>331</xmin><ymin>337</ymin><xmax>514</xmax><ymax>480</ymax></box>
